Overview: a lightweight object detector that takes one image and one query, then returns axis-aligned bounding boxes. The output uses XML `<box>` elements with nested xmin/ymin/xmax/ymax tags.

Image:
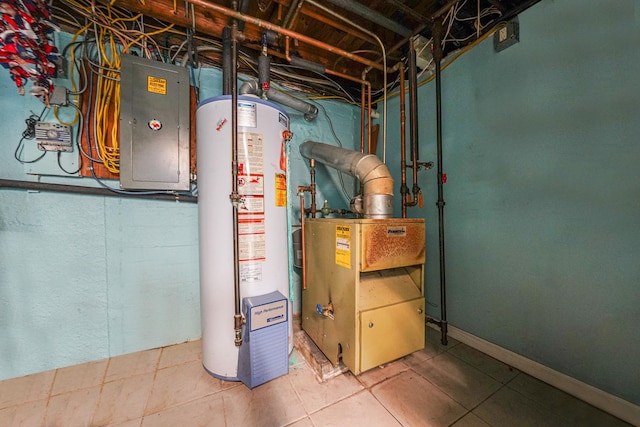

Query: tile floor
<box><xmin>0</xmin><ymin>328</ymin><xmax>633</xmax><ymax>427</ymax></box>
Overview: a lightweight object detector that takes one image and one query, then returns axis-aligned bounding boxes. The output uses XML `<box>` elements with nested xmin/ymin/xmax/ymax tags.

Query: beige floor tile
<box><xmin>451</xmin><ymin>412</ymin><xmax>492</xmax><ymax>427</ymax></box>
<box><xmin>44</xmin><ymin>385</ymin><xmax>101</xmax><ymax>426</ymax></box>
<box><xmin>108</xmin><ymin>418</ymin><xmax>143</xmax><ymax>427</ymax></box>
<box><xmin>0</xmin><ymin>399</ymin><xmax>47</xmax><ymax>427</ymax></box>
<box><xmin>404</xmin><ymin>347</ymin><xmax>439</xmax><ymax>367</ymax></box>
<box><xmin>92</xmin><ymin>373</ymin><xmax>155</xmax><ymax>426</ymax></box>
<box><xmin>145</xmin><ymin>359</ymin><xmax>227</xmax><ymax>415</ymax></box>
<box><xmin>288</xmin><ymin>362</ymin><xmax>362</xmax><ymax>414</ymax></box>
<box><xmin>105</xmin><ymin>349</ymin><xmax>161</xmax><ymax>383</ymax></box>
<box><xmin>426</xmin><ymin>326</ymin><xmax>460</xmax><ymax>350</ymax></box>
<box><xmin>141</xmin><ymin>393</ymin><xmax>226</xmax><ymax>427</ymax></box>
<box><xmin>157</xmin><ymin>340</ymin><xmax>202</xmax><ymax>369</ymax></box>
<box><xmin>402</xmin><ymin>327</ymin><xmax>458</xmax><ymax>369</ymax></box>
<box><xmin>472</xmin><ymin>386</ymin><xmax>567</xmax><ymax>427</ymax></box>
<box><xmin>412</xmin><ymin>352</ymin><xmax>502</xmax><ymax>410</ymax></box>
<box><xmin>309</xmin><ymin>390</ymin><xmax>401</xmax><ymax>427</ymax></box>
<box><xmin>372</xmin><ymin>370</ymin><xmax>467</xmax><ymax>427</ymax></box>
<box><xmin>357</xmin><ymin>359</ymin><xmax>410</xmax><ymax>388</ymax></box>
<box><xmin>507</xmin><ymin>374</ymin><xmax>633</xmax><ymax>427</ymax></box>
<box><xmin>51</xmin><ymin>359</ymin><xmax>108</xmax><ymax>395</ymax></box>
<box><xmin>222</xmin><ymin>374</ymin><xmax>306</xmax><ymax>426</ymax></box>
<box><xmin>0</xmin><ymin>370</ymin><xmax>55</xmax><ymax>409</ymax></box>
<box><xmin>447</xmin><ymin>344</ymin><xmax>518</xmax><ymax>384</ymax></box>
<box><xmin>288</xmin><ymin>348</ymin><xmax>307</xmax><ymax>370</ymax></box>
<box><xmin>285</xmin><ymin>416</ymin><xmax>315</xmax><ymax>427</ymax></box>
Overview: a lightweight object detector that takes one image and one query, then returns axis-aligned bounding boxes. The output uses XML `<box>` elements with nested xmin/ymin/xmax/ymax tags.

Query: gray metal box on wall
<box><xmin>119</xmin><ymin>54</ymin><xmax>190</xmax><ymax>190</ymax></box>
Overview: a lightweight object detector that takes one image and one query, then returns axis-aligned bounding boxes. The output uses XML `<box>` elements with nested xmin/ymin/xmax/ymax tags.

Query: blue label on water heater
<box><xmin>250</xmin><ymin>300</ymin><xmax>288</xmax><ymax>331</ymax></box>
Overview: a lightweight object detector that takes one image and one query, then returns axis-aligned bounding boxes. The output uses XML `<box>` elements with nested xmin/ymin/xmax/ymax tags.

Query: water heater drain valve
<box><xmin>316</xmin><ymin>303</ymin><xmax>334</xmax><ymax>320</ymax></box>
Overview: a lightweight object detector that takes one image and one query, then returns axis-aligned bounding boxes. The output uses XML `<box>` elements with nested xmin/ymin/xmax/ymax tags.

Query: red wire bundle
<box><xmin>0</xmin><ymin>0</ymin><xmax>59</xmax><ymax>104</ymax></box>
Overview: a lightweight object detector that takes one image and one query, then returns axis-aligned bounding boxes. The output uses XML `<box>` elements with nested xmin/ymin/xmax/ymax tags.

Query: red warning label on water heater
<box><xmin>237</xmin><ymin>131</ymin><xmax>266</xmax><ymax>271</ymax></box>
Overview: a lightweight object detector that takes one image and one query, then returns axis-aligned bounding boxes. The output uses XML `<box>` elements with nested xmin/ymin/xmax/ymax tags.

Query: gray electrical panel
<box><xmin>119</xmin><ymin>54</ymin><xmax>190</xmax><ymax>190</ymax></box>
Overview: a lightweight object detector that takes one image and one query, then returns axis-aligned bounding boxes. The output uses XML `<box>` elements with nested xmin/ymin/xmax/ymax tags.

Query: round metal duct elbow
<box><xmin>299</xmin><ymin>141</ymin><xmax>393</xmax><ymax>218</ymax></box>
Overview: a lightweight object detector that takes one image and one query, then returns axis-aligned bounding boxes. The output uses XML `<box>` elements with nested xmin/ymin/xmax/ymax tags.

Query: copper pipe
<box><xmin>282</xmin><ymin>0</ymin><xmax>304</xmax><ymax>29</ymax></box>
<box><xmin>285</xmin><ymin>36</ymin><xmax>292</xmax><ymax>62</ymax></box>
<box><xmin>183</xmin><ymin>0</ymin><xmax>384</xmax><ymax>71</ymax></box>
<box><xmin>324</xmin><ymin>70</ymin><xmax>372</xmax><ymax>159</ymax></box>
<box><xmin>399</xmin><ymin>62</ymin><xmax>408</xmax><ymax>218</ymax></box>
<box><xmin>325</xmin><ymin>68</ymin><xmax>367</xmax><ymax>84</ymax></box>
<box><xmin>298</xmin><ymin>193</ymin><xmax>307</xmax><ymax>290</ymax></box>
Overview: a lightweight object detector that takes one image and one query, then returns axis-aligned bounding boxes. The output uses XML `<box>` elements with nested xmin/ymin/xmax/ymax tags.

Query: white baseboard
<box><xmin>429</xmin><ymin>323</ymin><xmax>640</xmax><ymax>426</ymax></box>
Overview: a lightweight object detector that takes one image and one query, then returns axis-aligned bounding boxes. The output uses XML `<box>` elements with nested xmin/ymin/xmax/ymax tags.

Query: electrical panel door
<box><xmin>119</xmin><ymin>54</ymin><xmax>190</xmax><ymax>190</ymax></box>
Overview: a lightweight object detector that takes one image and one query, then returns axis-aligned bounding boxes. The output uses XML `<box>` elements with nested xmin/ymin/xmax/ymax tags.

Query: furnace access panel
<box><xmin>119</xmin><ymin>54</ymin><xmax>190</xmax><ymax>190</ymax></box>
<box><xmin>302</xmin><ymin>218</ymin><xmax>426</xmax><ymax>374</ymax></box>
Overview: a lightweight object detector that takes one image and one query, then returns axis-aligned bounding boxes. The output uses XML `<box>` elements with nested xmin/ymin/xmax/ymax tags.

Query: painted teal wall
<box><xmin>382</xmin><ymin>0</ymin><xmax>640</xmax><ymax>406</ymax></box>
<box><xmin>0</xmin><ymin>52</ymin><xmax>359</xmax><ymax>380</ymax></box>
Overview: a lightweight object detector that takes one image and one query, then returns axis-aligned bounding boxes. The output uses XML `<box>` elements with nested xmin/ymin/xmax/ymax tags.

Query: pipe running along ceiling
<box><xmin>53</xmin><ymin>0</ymin><xmax>540</xmax><ymax>100</ymax></box>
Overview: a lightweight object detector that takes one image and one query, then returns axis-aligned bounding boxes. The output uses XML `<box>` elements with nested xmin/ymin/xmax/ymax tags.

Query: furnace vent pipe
<box><xmin>240</xmin><ymin>80</ymin><xmax>318</xmax><ymax>121</ymax></box>
<box><xmin>299</xmin><ymin>141</ymin><xmax>393</xmax><ymax>218</ymax></box>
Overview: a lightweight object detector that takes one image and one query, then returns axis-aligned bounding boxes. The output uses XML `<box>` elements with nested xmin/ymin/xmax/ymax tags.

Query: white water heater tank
<box><xmin>197</xmin><ymin>95</ymin><xmax>292</xmax><ymax>380</ymax></box>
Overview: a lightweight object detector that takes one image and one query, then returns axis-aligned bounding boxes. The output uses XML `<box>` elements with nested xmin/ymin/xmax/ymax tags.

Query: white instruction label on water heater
<box><xmin>240</xmin><ymin>262</ymin><xmax>263</xmax><ymax>283</ymax></box>
<box><xmin>239</xmin><ymin>233</ymin><xmax>266</xmax><ymax>262</ymax></box>
<box><xmin>237</xmin><ymin>102</ymin><xmax>257</xmax><ymax>128</ymax></box>
<box><xmin>238</xmin><ymin>133</ymin><xmax>264</xmax><ymax>175</ymax></box>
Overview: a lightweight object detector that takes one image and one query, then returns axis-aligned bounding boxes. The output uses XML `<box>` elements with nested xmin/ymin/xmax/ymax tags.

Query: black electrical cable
<box><xmin>14</xmin><ymin>106</ymin><xmax>48</xmax><ymax>164</ymax></box>
<box><xmin>57</xmin><ymin>151</ymin><xmax>82</xmax><ymax>175</ymax></box>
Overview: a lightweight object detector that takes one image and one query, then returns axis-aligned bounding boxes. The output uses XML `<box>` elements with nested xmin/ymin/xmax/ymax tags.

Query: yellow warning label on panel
<box><xmin>275</xmin><ymin>173</ymin><xmax>287</xmax><ymax>207</ymax></box>
<box><xmin>335</xmin><ymin>225</ymin><xmax>351</xmax><ymax>269</ymax></box>
<box><xmin>147</xmin><ymin>76</ymin><xmax>167</xmax><ymax>94</ymax></box>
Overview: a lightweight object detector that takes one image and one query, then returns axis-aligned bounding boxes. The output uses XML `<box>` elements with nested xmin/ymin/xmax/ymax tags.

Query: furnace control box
<box><xmin>119</xmin><ymin>54</ymin><xmax>190</xmax><ymax>190</ymax></box>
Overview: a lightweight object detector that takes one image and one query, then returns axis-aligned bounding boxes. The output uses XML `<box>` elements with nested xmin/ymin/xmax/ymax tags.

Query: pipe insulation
<box><xmin>299</xmin><ymin>141</ymin><xmax>393</xmax><ymax>218</ymax></box>
<box><xmin>239</xmin><ymin>80</ymin><xmax>318</xmax><ymax>121</ymax></box>
<box><xmin>289</xmin><ymin>56</ymin><xmax>326</xmax><ymax>75</ymax></box>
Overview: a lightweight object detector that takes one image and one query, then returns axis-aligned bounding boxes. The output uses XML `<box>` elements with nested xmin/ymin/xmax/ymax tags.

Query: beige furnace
<box><xmin>302</xmin><ymin>218</ymin><xmax>425</xmax><ymax>374</ymax></box>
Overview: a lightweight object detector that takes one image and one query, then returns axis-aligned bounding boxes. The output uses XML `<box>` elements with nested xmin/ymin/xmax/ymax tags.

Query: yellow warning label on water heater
<box><xmin>335</xmin><ymin>225</ymin><xmax>351</xmax><ymax>269</ymax></box>
<box><xmin>275</xmin><ymin>173</ymin><xmax>287</xmax><ymax>207</ymax></box>
<box><xmin>147</xmin><ymin>76</ymin><xmax>167</xmax><ymax>95</ymax></box>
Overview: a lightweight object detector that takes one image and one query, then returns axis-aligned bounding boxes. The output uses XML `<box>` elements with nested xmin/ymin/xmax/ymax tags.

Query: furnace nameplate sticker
<box><xmin>335</xmin><ymin>225</ymin><xmax>351</xmax><ymax>268</ymax></box>
<box><xmin>386</xmin><ymin>226</ymin><xmax>407</xmax><ymax>237</ymax></box>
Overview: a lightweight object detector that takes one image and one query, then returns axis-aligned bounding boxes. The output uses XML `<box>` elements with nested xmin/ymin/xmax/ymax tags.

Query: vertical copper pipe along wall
<box><xmin>299</xmin><ymin>193</ymin><xmax>307</xmax><ymax>290</ymax></box>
